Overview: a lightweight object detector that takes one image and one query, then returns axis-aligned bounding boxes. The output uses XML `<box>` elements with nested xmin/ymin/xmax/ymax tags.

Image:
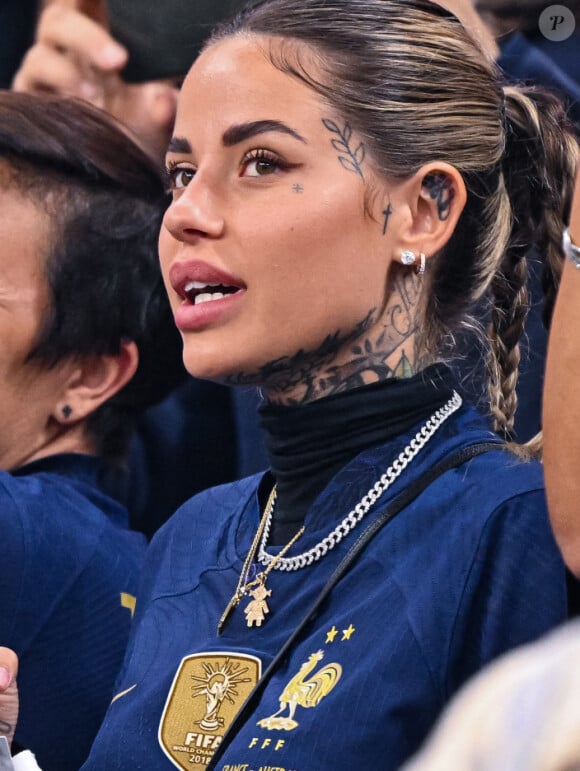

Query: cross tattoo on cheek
<box><xmin>292</xmin><ymin>184</ymin><xmax>304</xmax><ymax>193</ymax></box>
<box><xmin>382</xmin><ymin>203</ymin><xmax>393</xmax><ymax>235</ymax></box>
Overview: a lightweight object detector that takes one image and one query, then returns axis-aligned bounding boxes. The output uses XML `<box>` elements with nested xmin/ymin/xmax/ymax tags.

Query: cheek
<box><xmin>253</xmin><ymin>191</ymin><xmax>362</xmax><ymax>268</ymax></box>
<box><xmin>272</xmin><ymin>219</ymin><xmax>379</xmax><ymax>314</ymax></box>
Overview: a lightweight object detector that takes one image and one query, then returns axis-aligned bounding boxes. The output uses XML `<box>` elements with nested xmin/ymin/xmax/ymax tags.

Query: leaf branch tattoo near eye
<box><xmin>322</xmin><ymin>119</ymin><xmax>365</xmax><ymax>179</ymax></box>
<box><xmin>382</xmin><ymin>202</ymin><xmax>393</xmax><ymax>235</ymax></box>
<box><xmin>423</xmin><ymin>173</ymin><xmax>455</xmax><ymax>221</ymax></box>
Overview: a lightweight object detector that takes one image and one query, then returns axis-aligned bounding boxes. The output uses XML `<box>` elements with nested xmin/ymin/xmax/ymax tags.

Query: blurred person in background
<box><xmin>12</xmin><ymin>0</ymin><xmax>269</xmax><ymax>539</ymax></box>
<box><xmin>0</xmin><ymin>90</ymin><xmax>184</xmax><ymax>770</ymax></box>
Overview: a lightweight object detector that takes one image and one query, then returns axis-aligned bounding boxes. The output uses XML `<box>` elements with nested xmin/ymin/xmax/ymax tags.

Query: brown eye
<box><xmin>241</xmin><ymin>150</ymin><xmax>282</xmax><ymax>177</ymax></box>
<box><xmin>252</xmin><ymin>159</ymin><xmax>277</xmax><ymax>175</ymax></box>
<box><xmin>167</xmin><ymin>166</ymin><xmax>195</xmax><ymax>190</ymax></box>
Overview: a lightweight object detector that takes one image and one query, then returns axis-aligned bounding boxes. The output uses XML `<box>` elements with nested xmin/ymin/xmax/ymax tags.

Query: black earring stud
<box><xmin>62</xmin><ymin>405</ymin><xmax>72</xmax><ymax>419</ymax></box>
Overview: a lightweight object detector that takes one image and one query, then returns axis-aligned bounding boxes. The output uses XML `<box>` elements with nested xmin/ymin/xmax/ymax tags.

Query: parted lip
<box><xmin>169</xmin><ymin>260</ymin><xmax>246</xmax><ymax>300</ymax></box>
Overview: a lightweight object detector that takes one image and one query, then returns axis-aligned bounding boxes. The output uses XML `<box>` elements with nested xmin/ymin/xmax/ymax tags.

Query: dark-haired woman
<box><xmin>83</xmin><ymin>1</ymin><xmax>577</xmax><ymax>769</ymax></box>
<box><xmin>0</xmin><ymin>91</ymin><xmax>185</xmax><ymax>770</ymax></box>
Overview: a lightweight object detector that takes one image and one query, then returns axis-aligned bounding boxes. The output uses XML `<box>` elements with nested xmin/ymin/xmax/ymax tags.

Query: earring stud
<box><xmin>62</xmin><ymin>405</ymin><xmax>72</xmax><ymax>419</ymax></box>
<box><xmin>401</xmin><ymin>250</ymin><xmax>416</xmax><ymax>266</ymax></box>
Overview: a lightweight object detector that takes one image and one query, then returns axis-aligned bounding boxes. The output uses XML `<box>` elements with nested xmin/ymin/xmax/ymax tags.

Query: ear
<box><xmin>53</xmin><ymin>340</ymin><xmax>139</xmax><ymax>426</ymax></box>
<box><xmin>393</xmin><ymin>162</ymin><xmax>467</xmax><ymax>270</ymax></box>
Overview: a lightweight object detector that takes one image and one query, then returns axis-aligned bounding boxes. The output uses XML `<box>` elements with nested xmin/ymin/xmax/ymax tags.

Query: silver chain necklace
<box><xmin>257</xmin><ymin>390</ymin><xmax>462</xmax><ymax>572</ymax></box>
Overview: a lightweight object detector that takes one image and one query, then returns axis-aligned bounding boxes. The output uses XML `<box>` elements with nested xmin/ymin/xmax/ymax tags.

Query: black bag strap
<box><xmin>208</xmin><ymin>441</ymin><xmax>501</xmax><ymax>770</ymax></box>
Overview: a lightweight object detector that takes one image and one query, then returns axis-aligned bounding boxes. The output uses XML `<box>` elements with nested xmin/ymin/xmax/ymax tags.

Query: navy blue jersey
<box><xmin>498</xmin><ymin>32</ymin><xmax>580</xmax><ymax>131</ymax></box>
<box><xmin>83</xmin><ymin>405</ymin><xmax>566</xmax><ymax>771</ymax></box>
<box><xmin>0</xmin><ymin>454</ymin><xmax>146</xmax><ymax>771</ymax></box>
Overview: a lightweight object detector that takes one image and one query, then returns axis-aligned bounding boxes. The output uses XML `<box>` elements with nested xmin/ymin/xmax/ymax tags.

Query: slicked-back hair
<box><xmin>0</xmin><ymin>91</ymin><xmax>186</xmax><ymax>463</ymax></box>
<box><xmin>210</xmin><ymin>0</ymin><xmax>578</xmax><ymax>440</ymax></box>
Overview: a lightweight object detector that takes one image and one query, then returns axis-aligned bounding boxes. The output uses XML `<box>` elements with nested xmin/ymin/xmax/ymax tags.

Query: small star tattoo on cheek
<box><xmin>292</xmin><ymin>183</ymin><xmax>304</xmax><ymax>193</ymax></box>
<box><xmin>382</xmin><ymin>202</ymin><xmax>393</xmax><ymax>235</ymax></box>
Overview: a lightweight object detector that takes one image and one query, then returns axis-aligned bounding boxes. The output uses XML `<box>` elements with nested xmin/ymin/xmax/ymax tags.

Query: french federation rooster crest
<box><xmin>257</xmin><ymin>650</ymin><xmax>342</xmax><ymax>731</ymax></box>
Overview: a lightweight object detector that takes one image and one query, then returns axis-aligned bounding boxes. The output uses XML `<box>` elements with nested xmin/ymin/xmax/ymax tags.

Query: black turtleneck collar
<box><xmin>259</xmin><ymin>364</ymin><xmax>456</xmax><ymax>544</ymax></box>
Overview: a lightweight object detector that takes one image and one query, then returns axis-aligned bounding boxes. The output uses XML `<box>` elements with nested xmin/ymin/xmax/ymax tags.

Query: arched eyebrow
<box><xmin>222</xmin><ymin>120</ymin><xmax>307</xmax><ymax>147</ymax></box>
<box><xmin>167</xmin><ymin>137</ymin><xmax>191</xmax><ymax>154</ymax></box>
<box><xmin>166</xmin><ymin>121</ymin><xmax>307</xmax><ymax>156</ymax></box>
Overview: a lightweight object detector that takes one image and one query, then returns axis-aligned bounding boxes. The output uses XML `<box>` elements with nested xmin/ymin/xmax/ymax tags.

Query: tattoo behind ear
<box><xmin>423</xmin><ymin>173</ymin><xmax>455</xmax><ymax>221</ymax></box>
<box><xmin>322</xmin><ymin>119</ymin><xmax>365</xmax><ymax>179</ymax></box>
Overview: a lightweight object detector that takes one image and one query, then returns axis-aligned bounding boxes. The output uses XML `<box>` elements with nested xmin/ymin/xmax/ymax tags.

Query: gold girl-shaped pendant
<box><xmin>243</xmin><ymin>576</ymin><xmax>271</xmax><ymax>627</ymax></box>
<box><xmin>218</xmin><ymin>486</ymin><xmax>305</xmax><ymax>634</ymax></box>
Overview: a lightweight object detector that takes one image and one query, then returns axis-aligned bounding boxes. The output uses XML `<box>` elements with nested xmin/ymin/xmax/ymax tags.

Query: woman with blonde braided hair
<box><xmin>79</xmin><ymin>1</ymin><xmax>577</xmax><ymax>769</ymax></box>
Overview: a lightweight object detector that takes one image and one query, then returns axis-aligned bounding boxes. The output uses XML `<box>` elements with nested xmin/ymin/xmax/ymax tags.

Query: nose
<box><xmin>162</xmin><ymin>176</ymin><xmax>225</xmax><ymax>242</ymax></box>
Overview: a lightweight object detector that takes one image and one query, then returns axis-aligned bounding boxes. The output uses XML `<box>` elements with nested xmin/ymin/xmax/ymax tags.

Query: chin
<box><xmin>181</xmin><ymin>348</ymin><xmax>258</xmax><ymax>388</ymax></box>
<box><xmin>179</xmin><ymin>329</ymin><xmax>299</xmax><ymax>389</ymax></box>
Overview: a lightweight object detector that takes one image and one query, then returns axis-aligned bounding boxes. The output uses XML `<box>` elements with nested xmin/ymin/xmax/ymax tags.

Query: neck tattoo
<box><xmin>217</xmin><ymin>390</ymin><xmax>462</xmax><ymax>634</ymax></box>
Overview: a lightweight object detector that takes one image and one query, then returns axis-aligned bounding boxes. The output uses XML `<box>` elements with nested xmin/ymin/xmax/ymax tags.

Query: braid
<box><xmin>489</xmin><ymin>85</ymin><xmax>578</xmax><ymax>442</ymax></box>
<box><xmin>487</xmin><ymin>239</ymin><xmax>529</xmax><ymax>436</ymax></box>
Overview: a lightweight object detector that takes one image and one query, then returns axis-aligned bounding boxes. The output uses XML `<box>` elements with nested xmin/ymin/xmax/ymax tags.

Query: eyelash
<box><xmin>164</xmin><ymin>148</ymin><xmax>292</xmax><ymax>192</ymax></box>
<box><xmin>164</xmin><ymin>161</ymin><xmax>194</xmax><ymax>192</ymax></box>
<box><xmin>240</xmin><ymin>148</ymin><xmax>290</xmax><ymax>177</ymax></box>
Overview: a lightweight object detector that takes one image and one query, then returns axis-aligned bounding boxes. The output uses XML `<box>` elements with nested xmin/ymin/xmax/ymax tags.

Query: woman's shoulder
<box><xmin>0</xmin><ymin>458</ymin><xmax>125</xmax><ymax>526</ymax></box>
<box><xmin>459</xmin><ymin>444</ymin><xmax>544</xmax><ymax>495</ymax></box>
<box><xmin>384</xmin><ymin>404</ymin><xmax>551</xmax><ymax>550</ymax></box>
<box><xmin>437</xmin><ymin>401</ymin><xmax>545</xmax><ymax>503</ymax></box>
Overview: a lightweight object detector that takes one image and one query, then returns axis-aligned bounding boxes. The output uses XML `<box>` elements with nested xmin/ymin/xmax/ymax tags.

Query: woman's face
<box><xmin>160</xmin><ymin>35</ymin><xmax>411</xmax><ymax>402</ymax></box>
<box><xmin>0</xmin><ymin>182</ymin><xmax>74</xmax><ymax>469</ymax></box>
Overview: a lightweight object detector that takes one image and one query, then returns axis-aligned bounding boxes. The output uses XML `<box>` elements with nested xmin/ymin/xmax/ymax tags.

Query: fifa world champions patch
<box><xmin>159</xmin><ymin>652</ymin><xmax>262</xmax><ymax>770</ymax></box>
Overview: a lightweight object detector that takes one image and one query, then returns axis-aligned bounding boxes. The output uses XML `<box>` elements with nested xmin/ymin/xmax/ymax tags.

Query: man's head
<box><xmin>0</xmin><ymin>91</ymin><xmax>185</xmax><ymax>466</ymax></box>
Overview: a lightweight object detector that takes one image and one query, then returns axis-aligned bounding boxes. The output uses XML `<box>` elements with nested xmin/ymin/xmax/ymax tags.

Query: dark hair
<box><xmin>0</xmin><ymin>91</ymin><xmax>186</xmax><ymax>463</ymax></box>
<box><xmin>211</xmin><ymin>0</ymin><xmax>578</xmax><ymax>438</ymax></box>
<box><xmin>107</xmin><ymin>0</ymin><xmax>249</xmax><ymax>82</ymax></box>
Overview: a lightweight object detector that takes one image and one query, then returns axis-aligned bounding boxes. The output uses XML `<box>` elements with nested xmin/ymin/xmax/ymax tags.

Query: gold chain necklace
<box><xmin>218</xmin><ymin>486</ymin><xmax>304</xmax><ymax>634</ymax></box>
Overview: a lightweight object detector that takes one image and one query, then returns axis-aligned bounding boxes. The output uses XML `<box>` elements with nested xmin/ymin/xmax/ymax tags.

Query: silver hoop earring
<box><xmin>401</xmin><ymin>250</ymin><xmax>416</xmax><ymax>266</ymax></box>
<box><xmin>416</xmin><ymin>253</ymin><xmax>426</xmax><ymax>275</ymax></box>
